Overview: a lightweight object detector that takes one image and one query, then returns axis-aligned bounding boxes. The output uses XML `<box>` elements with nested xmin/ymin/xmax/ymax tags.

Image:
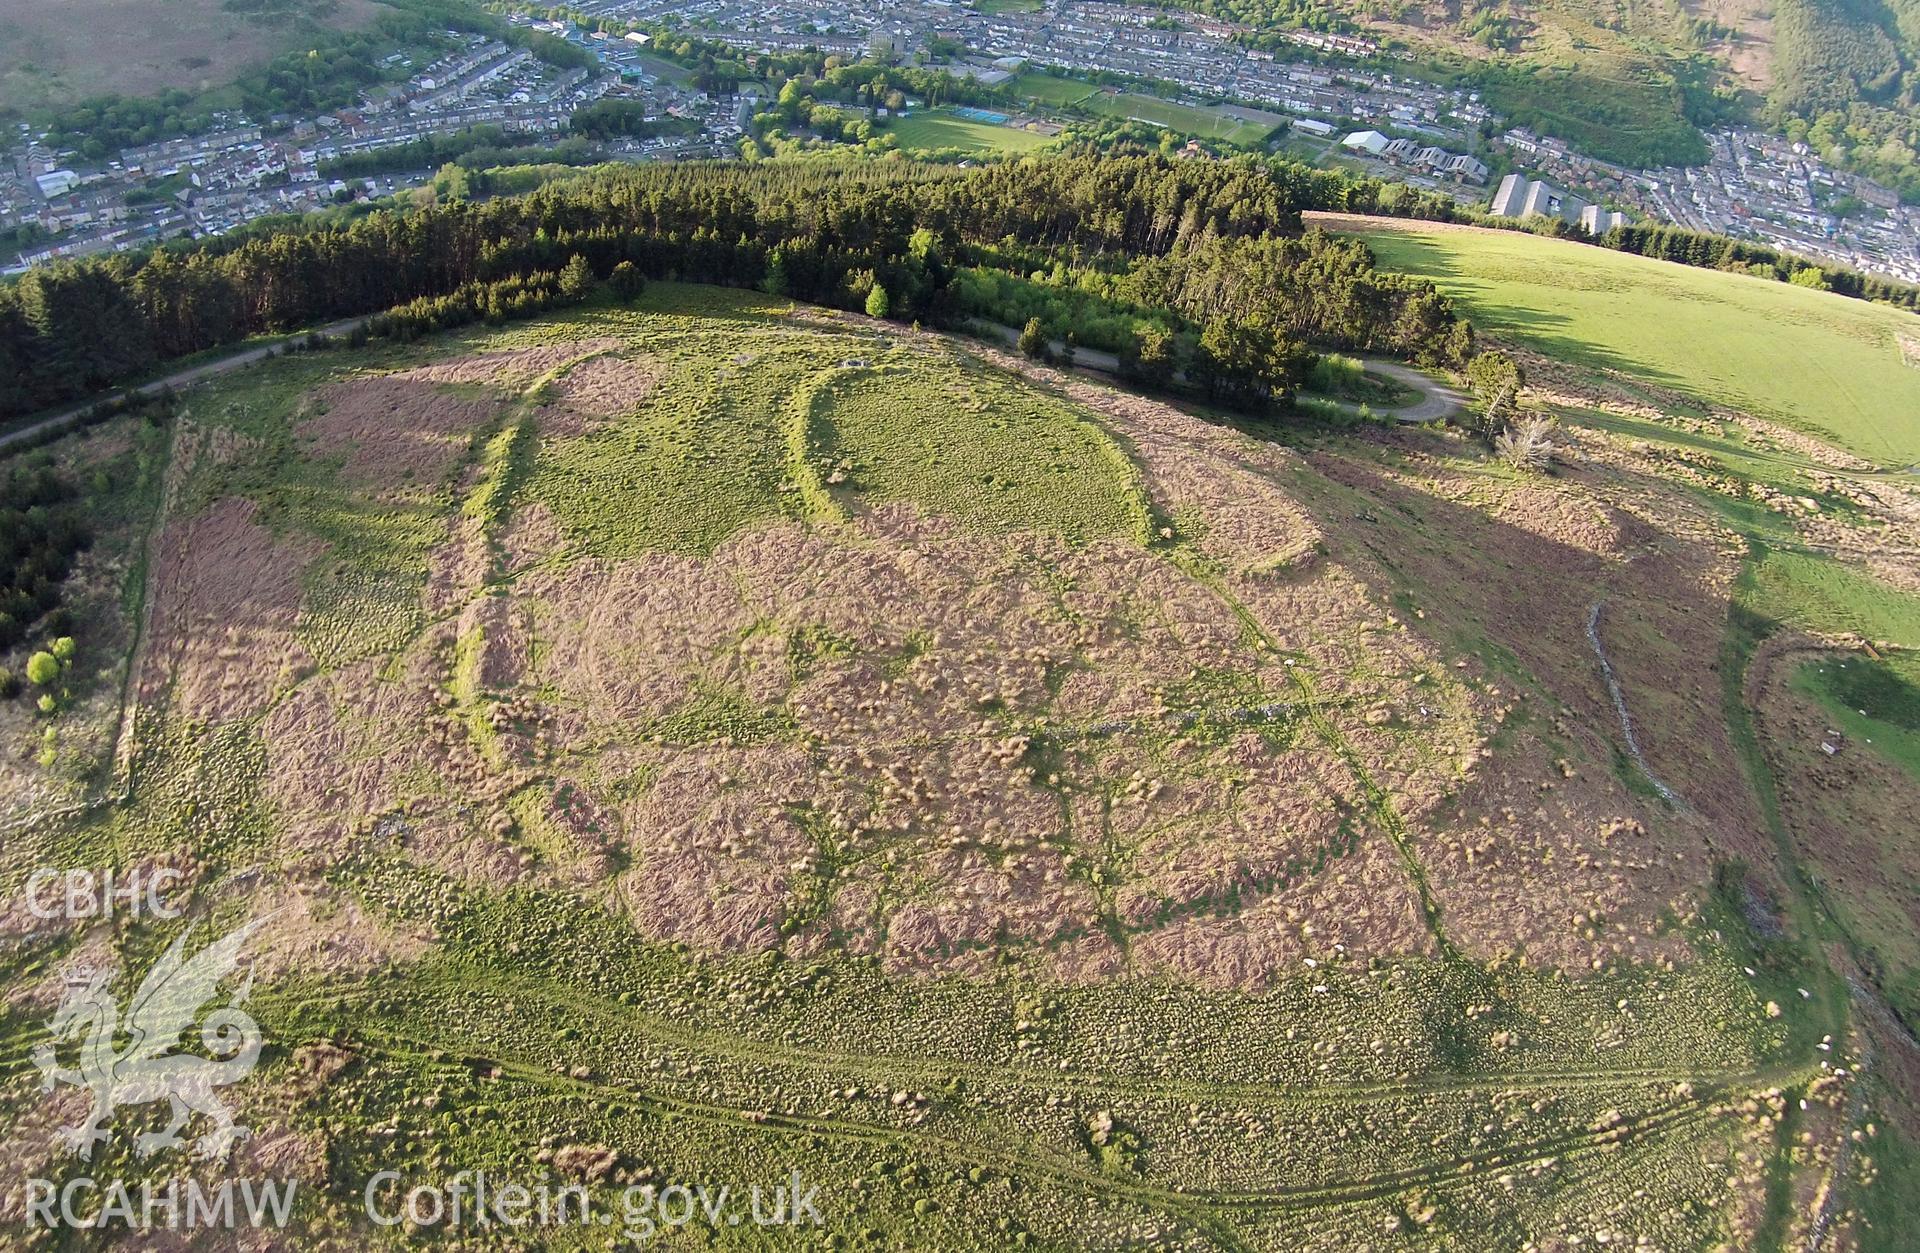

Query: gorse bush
<box><xmin>25</xmin><ymin>651</ymin><xmax>59</xmax><ymax>687</ymax></box>
<box><xmin>366</xmin><ymin>270</ymin><xmax>570</xmax><ymax>340</ymax></box>
<box><xmin>609</xmin><ymin>261</ymin><xmax>646</xmax><ymax>304</ymax></box>
<box><xmin>1307</xmin><ymin>354</ymin><xmax>1365</xmax><ymax>396</ymax></box>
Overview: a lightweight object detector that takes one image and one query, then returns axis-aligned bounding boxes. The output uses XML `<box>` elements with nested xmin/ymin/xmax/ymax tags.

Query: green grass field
<box><xmin>887</xmin><ymin>108</ymin><xmax>1055</xmax><ymax>154</ymax></box>
<box><xmin>1007</xmin><ymin>70</ymin><xmax>1099</xmax><ymax>108</ymax></box>
<box><xmin>630</xmin><ymin>50</ymin><xmax>695</xmax><ymax>86</ymax></box>
<box><xmin>1796</xmin><ymin>653</ymin><xmax>1920</xmax><ymax>782</ymax></box>
<box><xmin>1080</xmin><ymin>90</ymin><xmax>1274</xmax><ymax>146</ymax></box>
<box><xmin>817</xmin><ymin>358</ymin><xmax>1148</xmax><ymax>542</ymax></box>
<box><xmin>1752</xmin><ymin>548</ymin><xmax>1920</xmax><ymax>648</ymax></box>
<box><xmin>1006</xmin><ymin>72</ymin><xmax>1276</xmax><ymax>147</ymax></box>
<box><xmin>1348</xmin><ymin>223</ymin><xmax>1920</xmax><ymax>467</ymax></box>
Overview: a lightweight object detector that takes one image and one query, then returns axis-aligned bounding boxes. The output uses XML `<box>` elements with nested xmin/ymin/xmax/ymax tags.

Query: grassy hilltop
<box><xmin>3</xmin><ymin>267</ymin><xmax>1918</xmax><ymax>1246</ymax></box>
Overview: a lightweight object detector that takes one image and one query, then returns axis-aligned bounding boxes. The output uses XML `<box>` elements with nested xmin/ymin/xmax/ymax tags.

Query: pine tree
<box><xmin>559</xmin><ymin>254</ymin><xmax>594</xmax><ymax>302</ymax></box>
<box><xmin>761</xmin><ymin>249</ymin><xmax>791</xmax><ymax>298</ymax></box>
<box><xmin>1017</xmin><ymin>316</ymin><xmax>1050</xmax><ymax>361</ymax></box>
<box><xmin>864</xmin><ymin>283</ymin><xmax>890</xmax><ymax>319</ymax></box>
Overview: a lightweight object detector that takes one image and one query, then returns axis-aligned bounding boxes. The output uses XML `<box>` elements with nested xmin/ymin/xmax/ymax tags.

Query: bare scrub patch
<box><xmin>395</xmin><ymin>338</ymin><xmax>624</xmax><ymax>391</ymax></box>
<box><xmin>238</xmin><ymin>481</ymin><xmax>1491</xmax><ymax>986</ymax></box>
<box><xmin>523</xmin><ymin>553</ymin><xmax>756</xmax><ymax>733</ymax></box>
<box><xmin>1597</xmin><ymin>534</ymin><xmax>1759</xmax><ymax>838</ymax></box>
<box><xmin>499</xmin><ymin>500</ymin><xmax>569</xmax><ymax>572</ymax></box>
<box><xmin>140</xmin><ymin>496</ymin><xmax>322</xmax><ymax>724</ymax></box>
<box><xmin>1274</xmin><ymin>435</ymin><xmax>1781</xmax><ymax>959</ymax></box>
<box><xmin>259</xmin><ymin>622</ymin><xmax>534</xmax><ymax>851</ymax></box>
<box><xmin>951</xmin><ymin>352</ymin><xmax>1499</xmax><ymax>851</ymax></box>
<box><xmin>1416</xmin><ymin>727</ymin><xmax>1707</xmax><ymax>969</ymax></box>
<box><xmin>526</xmin><ymin>505</ymin><xmax>1471</xmax><ymax>983</ymax></box>
<box><xmin>1744</xmin><ymin>415</ymin><xmax>1883</xmax><ymax>473</ymax></box>
<box><xmin>1302</xmin><ymin>443</ymin><xmax>1759</xmax><ymax>837</ymax></box>
<box><xmin>1750</xmin><ymin>637</ymin><xmax>1920</xmax><ymax>1003</ymax></box>
<box><xmin>128</xmin><ymin>316</ymin><xmax>1768</xmax><ymax>990</ymax></box>
<box><xmin>236</xmin><ymin>877</ymin><xmax>432</xmax><ymax>982</ymax></box>
<box><xmin>299</xmin><ymin>377</ymin><xmax>503</xmax><ymax>493</ymax></box>
<box><xmin>459</xmin><ymin>593</ymin><xmax>532</xmax><ymax>694</ymax></box>
<box><xmin>262</xmin><ymin>650</ymin><xmax>450</xmax><ymax>851</ymax></box>
<box><xmin>233</xmin><ymin>1128</ymin><xmax>331</xmax><ymax>1188</ymax></box>
<box><xmin>422</xmin><ymin>515</ymin><xmax>493</xmax><ymax>616</ymax></box>
<box><xmin>1488</xmin><ymin>482</ymin><xmax>1654</xmax><ymax>561</ymax></box>
<box><xmin>1149</xmin><ymin>448</ymin><xmax>1321</xmax><ymax>574</ymax></box>
<box><xmin>0</xmin><ymin>932</ymin><xmax>118</xmax><ymax>1014</ymax></box>
<box><xmin>616</xmin><ymin>745</ymin><xmax>815</xmax><ymax>952</ymax></box>
<box><xmin>1128</xmin><ymin>833</ymin><xmax>1436</xmax><ymax>988</ymax></box>
<box><xmin>538</xmin><ymin>355</ymin><xmax>663</xmax><ymax>438</ymax></box>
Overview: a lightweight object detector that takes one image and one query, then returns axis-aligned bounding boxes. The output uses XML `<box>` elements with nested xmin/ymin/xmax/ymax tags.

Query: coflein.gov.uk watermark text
<box><xmin>365</xmin><ymin>1169</ymin><xmax>824</xmax><ymax>1242</ymax></box>
<box><xmin>19</xmin><ymin>1170</ymin><xmax>824</xmax><ymax>1243</ymax></box>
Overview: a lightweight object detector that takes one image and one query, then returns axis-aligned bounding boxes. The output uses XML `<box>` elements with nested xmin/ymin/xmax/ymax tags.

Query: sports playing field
<box><xmin>1082</xmin><ymin>91</ymin><xmax>1276</xmax><ymax>145</ymax></box>
<box><xmin>888</xmin><ymin>107</ymin><xmax>1055</xmax><ymax>154</ymax></box>
<box><xmin>1008</xmin><ymin>72</ymin><xmax>1276</xmax><ymax>147</ymax></box>
<box><xmin>1007</xmin><ymin>70</ymin><xmax>1099</xmax><ymax>107</ymax></box>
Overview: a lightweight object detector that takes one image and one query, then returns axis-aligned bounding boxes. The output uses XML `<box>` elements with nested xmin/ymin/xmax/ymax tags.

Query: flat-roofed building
<box><xmin>1491</xmin><ymin>172</ymin><xmax>1587</xmax><ymax>224</ymax></box>
<box><xmin>1580</xmin><ymin>204</ymin><xmax>1631</xmax><ymax>234</ymax></box>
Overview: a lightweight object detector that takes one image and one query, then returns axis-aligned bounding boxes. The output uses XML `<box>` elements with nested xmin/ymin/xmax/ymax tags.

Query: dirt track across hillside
<box><xmin>1361</xmin><ymin>358</ymin><xmax>1465</xmax><ymax>422</ymax></box>
<box><xmin>0</xmin><ymin>315</ymin><xmax>373</xmax><ymax>454</ymax></box>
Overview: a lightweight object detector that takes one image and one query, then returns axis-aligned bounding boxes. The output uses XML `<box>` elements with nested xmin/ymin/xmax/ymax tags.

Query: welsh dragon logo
<box><xmin>32</xmin><ymin>916</ymin><xmax>270</xmax><ymax>1161</ymax></box>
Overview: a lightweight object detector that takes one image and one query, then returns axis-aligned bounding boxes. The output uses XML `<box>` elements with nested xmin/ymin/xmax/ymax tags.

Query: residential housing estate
<box><xmin>3</xmin><ymin>0</ymin><xmax>1915</xmax><ymax>284</ymax></box>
